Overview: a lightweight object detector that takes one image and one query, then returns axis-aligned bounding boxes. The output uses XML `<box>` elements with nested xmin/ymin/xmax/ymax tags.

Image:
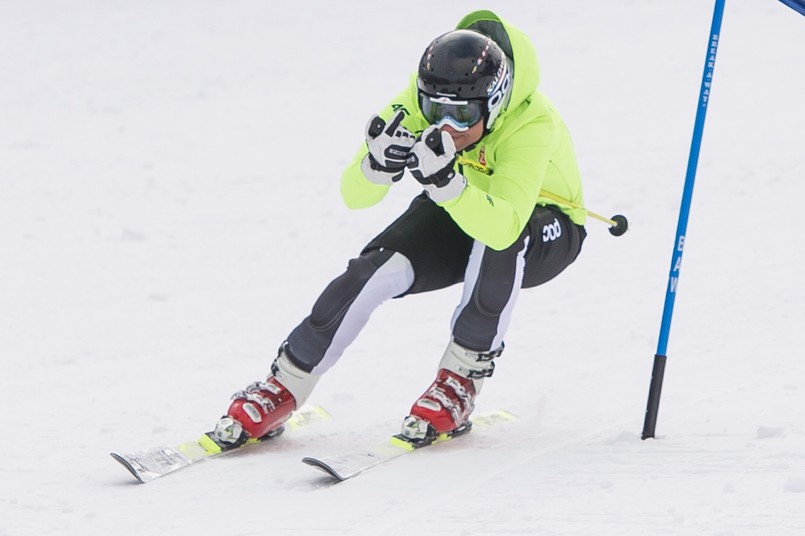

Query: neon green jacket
<box><xmin>340</xmin><ymin>10</ymin><xmax>585</xmax><ymax>251</ymax></box>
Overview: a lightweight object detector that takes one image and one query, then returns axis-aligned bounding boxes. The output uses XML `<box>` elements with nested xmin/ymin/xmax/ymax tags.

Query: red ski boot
<box><xmin>213</xmin><ymin>343</ymin><xmax>319</xmax><ymax>446</ymax></box>
<box><xmin>401</xmin><ymin>340</ymin><xmax>502</xmax><ymax>445</ymax></box>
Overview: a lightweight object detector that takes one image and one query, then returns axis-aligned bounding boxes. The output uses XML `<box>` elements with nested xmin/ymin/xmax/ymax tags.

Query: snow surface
<box><xmin>2</xmin><ymin>1</ymin><xmax>805</xmax><ymax>534</ymax></box>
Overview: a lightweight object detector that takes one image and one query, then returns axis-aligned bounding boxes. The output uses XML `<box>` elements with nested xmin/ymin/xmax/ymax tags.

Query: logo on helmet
<box><xmin>487</xmin><ymin>58</ymin><xmax>507</xmax><ymax>95</ymax></box>
<box><xmin>485</xmin><ymin>56</ymin><xmax>511</xmax><ymax>130</ymax></box>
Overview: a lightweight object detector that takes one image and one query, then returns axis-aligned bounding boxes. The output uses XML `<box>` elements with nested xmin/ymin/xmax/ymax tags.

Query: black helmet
<box><xmin>417</xmin><ymin>29</ymin><xmax>512</xmax><ymax>130</ymax></box>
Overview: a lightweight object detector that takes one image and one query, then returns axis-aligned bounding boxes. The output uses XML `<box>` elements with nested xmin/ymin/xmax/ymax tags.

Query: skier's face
<box><xmin>441</xmin><ymin>121</ymin><xmax>484</xmax><ymax>152</ymax></box>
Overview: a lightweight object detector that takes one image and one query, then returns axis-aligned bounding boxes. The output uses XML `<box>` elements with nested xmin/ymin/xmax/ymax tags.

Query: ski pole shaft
<box><xmin>538</xmin><ymin>190</ymin><xmax>628</xmax><ymax>236</ymax></box>
<box><xmin>642</xmin><ymin>0</ymin><xmax>726</xmax><ymax>440</ymax></box>
<box><xmin>538</xmin><ymin>190</ymin><xmax>615</xmax><ymax>225</ymax></box>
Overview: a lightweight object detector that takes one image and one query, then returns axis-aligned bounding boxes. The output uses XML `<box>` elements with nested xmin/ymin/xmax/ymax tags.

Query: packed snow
<box><xmin>2</xmin><ymin>1</ymin><xmax>804</xmax><ymax>535</ymax></box>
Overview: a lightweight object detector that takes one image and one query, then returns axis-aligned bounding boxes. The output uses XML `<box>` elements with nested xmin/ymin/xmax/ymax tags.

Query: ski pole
<box><xmin>538</xmin><ymin>190</ymin><xmax>628</xmax><ymax>236</ymax></box>
<box><xmin>641</xmin><ymin>0</ymin><xmax>726</xmax><ymax>440</ymax></box>
<box><xmin>779</xmin><ymin>0</ymin><xmax>805</xmax><ymax>17</ymax></box>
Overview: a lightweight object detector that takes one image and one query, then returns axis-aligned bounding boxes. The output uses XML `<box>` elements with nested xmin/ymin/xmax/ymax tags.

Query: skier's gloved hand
<box><xmin>360</xmin><ymin>111</ymin><xmax>416</xmax><ymax>185</ymax></box>
<box><xmin>407</xmin><ymin>125</ymin><xmax>467</xmax><ymax>203</ymax></box>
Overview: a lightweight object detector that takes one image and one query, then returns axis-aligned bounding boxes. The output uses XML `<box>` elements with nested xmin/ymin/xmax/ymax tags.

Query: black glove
<box><xmin>360</xmin><ymin>111</ymin><xmax>416</xmax><ymax>185</ymax></box>
<box><xmin>406</xmin><ymin>125</ymin><xmax>466</xmax><ymax>202</ymax></box>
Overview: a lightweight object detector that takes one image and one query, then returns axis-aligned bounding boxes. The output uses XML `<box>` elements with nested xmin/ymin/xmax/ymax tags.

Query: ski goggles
<box><xmin>418</xmin><ymin>93</ymin><xmax>486</xmax><ymax>132</ymax></box>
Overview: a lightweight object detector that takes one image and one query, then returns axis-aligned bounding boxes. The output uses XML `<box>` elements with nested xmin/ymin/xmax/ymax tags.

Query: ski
<box><xmin>110</xmin><ymin>404</ymin><xmax>330</xmax><ymax>483</ymax></box>
<box><xmin>302</xmin><ymin>409</ymin><xmax>517</xmax><ymax>481</ymax></box>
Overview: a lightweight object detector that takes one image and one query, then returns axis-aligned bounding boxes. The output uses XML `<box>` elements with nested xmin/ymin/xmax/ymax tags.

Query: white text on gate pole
<box><xmin>669</xmin><ymin>235</ymin><xmax>685</xmax><ymax>293</ymax></box>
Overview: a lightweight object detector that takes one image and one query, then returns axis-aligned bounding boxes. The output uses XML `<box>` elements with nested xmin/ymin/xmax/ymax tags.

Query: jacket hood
<box><xmin>456</xmin><ymin>10</ymin><xmax>540</xmax><ymax>119</ymax></box>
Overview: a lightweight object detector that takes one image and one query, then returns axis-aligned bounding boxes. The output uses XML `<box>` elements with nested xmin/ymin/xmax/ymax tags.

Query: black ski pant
<box><xmin>285</xmin><ymin>194</ymin><xmax>586</xmax><ymax>374</ymax></box>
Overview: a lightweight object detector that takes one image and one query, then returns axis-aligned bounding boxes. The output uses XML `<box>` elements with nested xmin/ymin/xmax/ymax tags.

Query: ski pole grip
<box><xmin>368</xmin><ymin>116</ymin><xmax>386</xmax><ymax>139</ymax></box>
<box><xmin>425</xmin><ymin>129</ymin><xmax>445</xmax><ymax>156</ymax></box>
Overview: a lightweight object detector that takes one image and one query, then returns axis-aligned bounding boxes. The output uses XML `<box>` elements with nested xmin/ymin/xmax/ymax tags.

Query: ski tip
<box><xmin>473</xmin><ymin>408</ymin><xmax>519</xmax><ymax>428</ymax></box>
<box><xmin>495</xmin><ymin>409</ymin><xmax>519</xmax><ymax>421</ymax></box>
<box><xmin>318</xmin><ymin>404</ymin><xmax>331</xmax><ymax>413</ymax></box>
<box><xmin>301</xmin><ymin>456</ymin><xmax>347</xmax><ymax>481</ymax></box>
<box><xmin>110</xmin><ymin>452</ymin><xmax>146</xmax><ymax>484</ymax></box>
<box><xmin>306</xmin><ymin>404</ymin><xmax>332</xmax><ymax>420</ymax></box>
<box><xmin>286</xmin><ymin>404</ymin><xmax>332</xmax><ymax>430</ymax></box>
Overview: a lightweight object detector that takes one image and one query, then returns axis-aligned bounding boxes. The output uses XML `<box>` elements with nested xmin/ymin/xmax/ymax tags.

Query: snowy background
<box><xmin>2</xmin><ymin>1</ymin><xmax>805</xmax><ymax>534</ymax></box>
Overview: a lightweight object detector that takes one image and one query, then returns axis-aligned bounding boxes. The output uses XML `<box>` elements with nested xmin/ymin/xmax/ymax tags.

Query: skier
<box><xmin>213</xmin><ymin>10</ymin><xmax>587</xmax><ymax>446</ymax></box>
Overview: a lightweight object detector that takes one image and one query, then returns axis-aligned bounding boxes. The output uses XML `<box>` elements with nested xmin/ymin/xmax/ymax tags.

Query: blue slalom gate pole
<box><xmin>779</xmin><ymin>0</ymin><xmax>805</xmax><ymax>17</ymax></box>
<box><xmin>641</xmin><ymin>0</ymin><xmax>726</xmax><ymax>440</ymax></box>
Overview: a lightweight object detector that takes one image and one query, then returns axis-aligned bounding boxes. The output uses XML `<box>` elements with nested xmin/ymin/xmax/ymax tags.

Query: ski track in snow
<box><xmin>2</xmin><ymin>1</ymin><xmax>804</xmax><ymax>535</ymax></box>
